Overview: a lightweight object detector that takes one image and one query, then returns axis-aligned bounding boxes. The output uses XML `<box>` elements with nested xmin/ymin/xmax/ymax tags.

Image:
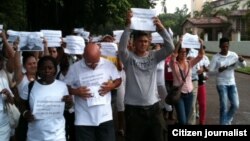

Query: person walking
<box><xmin>118</xmin><ymin>10</ymin><xmax>174</xmax><ymax>141</ymax></box>
<box><xmin>169</xmin><ymin>38</ymin><xmax>204</xmax><ymax>125</ymax></box>
<box><xmin>19</xmin><ymin>56</ymin><xmax>72</xmax><ymax>141</ymax></box>
<box><xmin>209</xmin><ymin>37</ymin><xmax>246</xmax><ymax>125</ymax></box>
<box><xmin>64</xmin><ymin>43</ymin><xmax>121</xmax><ymax>141</ymax></box>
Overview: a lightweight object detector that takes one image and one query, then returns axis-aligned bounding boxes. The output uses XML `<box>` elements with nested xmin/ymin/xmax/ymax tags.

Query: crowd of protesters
<box><xmin>0</xmin><ymin>9</ymin><xmax>247</xmax><ymax>141</ymax></box>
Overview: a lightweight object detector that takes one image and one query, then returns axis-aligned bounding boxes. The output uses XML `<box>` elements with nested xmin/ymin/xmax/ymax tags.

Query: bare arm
<box><xmin>13</xmin><ymin>51</ymin><xmax>24</xmax><ymax>85</ymax></box>
<box><xmin>0</xmin><ymin>31</ymin><xmax>15</xmax><ymax>58</ymax></box>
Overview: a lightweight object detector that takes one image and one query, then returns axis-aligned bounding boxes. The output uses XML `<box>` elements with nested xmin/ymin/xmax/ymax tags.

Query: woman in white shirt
<box><xmin>20</xmin><ymin>56</ymin><xmax>72</xmax><ymax>141</ymax></box>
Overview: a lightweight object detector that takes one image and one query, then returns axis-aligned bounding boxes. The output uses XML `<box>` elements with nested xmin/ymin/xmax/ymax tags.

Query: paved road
<box><xmin>206</xmin><ymin>72</ymin><xmax>250</xmax><ymax>125</ymax></box>
<box><xmin>115</xmin><ymin>72</ymin><xmax>250</xmax><ymax>141</ymax></box>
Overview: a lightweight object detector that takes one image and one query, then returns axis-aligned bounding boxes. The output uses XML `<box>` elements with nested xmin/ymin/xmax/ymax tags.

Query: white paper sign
<box><xmin>32</xmin><ymin>99</ymin><xmax>65</xmax><ymax>119</ymax></box>
<box><xmin>91</xmin><ymin>35</ymin><xmax>102</xmax><ymax>43</ymax></box>
<box><xmin>7</xmin><ymin>30</ymin><xmax>19</xmax><ymax>44</ymax></box>
<box><xmin>41</xmin><ymin>30</ymin><xmax>62</xmax><ymax>47</ymax></box>
<box><xmin>0</xmin><ymin>24</ymin><xmax>3</xmax><ymax>50</ymax></box>
<box><xmin>87</xmin><ymin>86</ymin><xmax>107</xmax><ymax>107</ymax></box>
<box><xmin>100</xmin><ymin>42</ymin><xmax>118</xmax><ymax>57</ymax></box>
<box><xmin>0</xmin><ymin>95</ymin><xmax>3</xmax><ymax>111</ymax></box>
<box><xmin>80</xmin><ymin>31</ymin><xmax>90</xmax><ymax>41</ymax></box>
<box><xmin>151</xmin><ymin>32</ymin><xmax>163</xmax><ymax>43</ymax></box>
<box><xmin>0</xmin><ymin>24</ymin><xmax>3</xmax><ymax>33</ymax></box>
<box><xmin>130</xmin><ymin>8</ymin><xmax>157</xmax><ymax>31</ymax></box>
<box><xmin>74</xmin><ymin>28</ymin><xmax>84</xmax><ymax>34</ymax></box>
<box><xmin>219</xmin><ymin>56</ymin><xmax>238</xmax><ymax>67</ymax></box>
<box><xmin>182</xmin><ymin>33</ymin><xmax>201</xmax><ymax>49</ymax></box>
<box><xmin>113</xmin><ymin>30</ymin><xmax>123</xmax><ymax>43</ymax></box>
<box><xmin>18</xmin><ymin>32</ymin><xmax>44</xmax><ymax>51</ymax></box>
<box><xmin>64</xmin><ymin>35</ymin><xmax>85</xmax><ymax>55</ymax></box>
<box><xmin>79</xmin><ymin>71</ymin><xmax>109</xmax><ymax>107</ymax></box>
<box><xmin>74</xmin><ymin>28</ymin><xmax>90</xmax><ymax>41</ymax></box>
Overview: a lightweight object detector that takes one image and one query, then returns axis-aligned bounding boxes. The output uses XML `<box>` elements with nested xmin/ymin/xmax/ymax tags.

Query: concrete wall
<box><xmin>205</xmin><ymin>41</ymin><xmax>250</xmax><ymax>57</ymax></box>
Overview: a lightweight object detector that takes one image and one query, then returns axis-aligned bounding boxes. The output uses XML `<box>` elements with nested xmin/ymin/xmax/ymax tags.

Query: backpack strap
<box><xmin>177</xmin><ymin>61</ymin><xmax>190</xmax><ymax>88</ymax></box>
<box><xmin>27</xmin><ymin>81</ymin><xmax>34</xmax><ymax>110</ymax></box>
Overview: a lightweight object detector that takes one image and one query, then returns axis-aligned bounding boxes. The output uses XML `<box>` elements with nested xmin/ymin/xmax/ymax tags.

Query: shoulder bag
<box><xmin>165</xmin><ymin>62</ymin><xmax>189</xmax><ymax>105</ymax></box>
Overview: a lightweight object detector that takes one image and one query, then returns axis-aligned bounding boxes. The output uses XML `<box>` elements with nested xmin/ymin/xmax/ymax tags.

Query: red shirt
<box><xmin>165</xmin><ymin>56</ymin><xmax>173</xmax><ymax>81</ymax></box>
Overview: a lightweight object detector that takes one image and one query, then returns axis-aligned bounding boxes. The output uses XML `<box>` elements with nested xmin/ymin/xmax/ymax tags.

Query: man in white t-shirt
<box><xmin>64</xmin><ymin>43</ymin><xmax>121</xmax><ymax>141</ymax></box>
<box><xmin>209</xmin><ymin>37</ymin><xmax>246</xmax><ymax>125</ymax></box>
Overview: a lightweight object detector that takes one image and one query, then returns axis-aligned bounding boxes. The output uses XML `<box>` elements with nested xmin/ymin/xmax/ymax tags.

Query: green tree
<box><xmin>158</xmin><ymin>4</ymin><xmax>190</xmax><ymax>37</ymax></box>
<box><xmin>0</xmin><ymin>0</ymin><xmax>27</xmax><ymax>30</ymax></box>
<box><xmin>200</xmin><ymin>2</ymin><xmax>214</xmax><ymax>17</ymax></box>
<box><xmin>1</xmin><ymin>0</ymin><xmax>157</xmax><ymax>35</ymax></box>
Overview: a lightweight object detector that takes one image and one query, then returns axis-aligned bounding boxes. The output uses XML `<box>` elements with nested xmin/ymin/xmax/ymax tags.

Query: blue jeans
<box><xmin>216</xmin><ymin>85</ymin><xmax>239</xmax><ymax>125</ymax></box>
<box><xmin>175</xmin><ymin>92</ymin><xmax>194</xmax><ymax>125</ymax></box>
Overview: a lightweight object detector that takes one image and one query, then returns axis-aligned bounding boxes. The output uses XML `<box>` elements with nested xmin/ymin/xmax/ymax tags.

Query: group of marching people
<box><xmin>0</xmin><ymin>10</ymin><xmax>247</xmax><ymax>141</ymax></box>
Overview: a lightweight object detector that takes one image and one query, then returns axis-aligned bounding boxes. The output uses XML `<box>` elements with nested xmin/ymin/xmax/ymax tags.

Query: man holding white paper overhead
<box><xmin>64</xmin><ymin>43</ymin><xmax>121</xmax><ymax>141</ymax></box>
<box><xmin>118</xmin><ymin>10</ymin><xmax>174</xmax><ymax>141</ymax></box>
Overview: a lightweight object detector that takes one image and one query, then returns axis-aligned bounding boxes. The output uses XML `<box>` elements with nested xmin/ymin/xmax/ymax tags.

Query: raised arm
<box><xmin>0</xmin><ymin>30</ymin><xmax>15</xmax><ymax>58</ymax></box>
<box><xmin>13</xmin><ymin>50</ymin><xmax>24</xmax><ymax>85</ymax></box>
<box><xmin>154</xmin><ymin>17</ymin><xmax>174</xmax><ymax>62</ymax></box>
<box><xmin>190</xmin><ymin>39</ymin><xmax>205</xmax><ymax>67</ymax></box>
<box><xmin>118</xmin><ymin>10</ymin><xmax>132</xmax><ymax>64</ymax></box>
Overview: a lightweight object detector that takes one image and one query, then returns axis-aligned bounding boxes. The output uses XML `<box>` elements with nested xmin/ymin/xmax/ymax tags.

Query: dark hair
<box><xmin>177</xmin><ymin>46</ymin><xmax>190</xmax><ymax>56</ymax></box>
<box><xmin>22</xmin><ymin>52</ymin><xmax>36</xmax><ymax>65</ymax></box>
<box><xmin>37</xmin><ymin>56</ymin><xmax>58</xmax><ymax>76</ymax></box>
<box><xmin>131</xmin><ymin>30</ymin><xmax>150</xmax><ymax>40</ymax></box>
<box><xmin>219</xmin><ymin>37</ymin><xmax>229</xmax><ymax>47</ymax></box>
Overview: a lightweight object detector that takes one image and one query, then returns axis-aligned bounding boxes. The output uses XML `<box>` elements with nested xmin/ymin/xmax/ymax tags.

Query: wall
<box><xmin>205</xmin><ymin>41</ymin><xmax>250</xmax><ymax>57</ymax></box>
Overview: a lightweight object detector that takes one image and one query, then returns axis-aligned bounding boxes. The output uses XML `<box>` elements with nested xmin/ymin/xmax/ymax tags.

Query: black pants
<box><xmin>75</xmin><ymin>120</ymin><xmax>115</xmax><ymax>141</ymax></box>
<box><xmin>125</xmin><ymin>102</ymin><xmax>167</xmax><ymax>141</ymax></box>
<box><xmin>64</xmin><ymin>111</ymin><xmax>75</xmax><ymax>141</ymax></box>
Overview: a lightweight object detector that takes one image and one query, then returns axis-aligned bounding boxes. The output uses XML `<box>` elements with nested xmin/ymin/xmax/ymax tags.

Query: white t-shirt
<box><xmin>0</xmin><ymin>70</ymin><xmax>15</xmax><ymax>141</ymax></box>
<box><xmin>20</xmin><ymin>80</ymin><xmax>68</xmax><ymax>141</ymax></box>
<box><xmin>64</xmin><ymin>58</ymin><xmax>121</xmax><ymax>126</ymax></box>
<box><xmin>209</xmin><ymin>51</ymin><xmax>246</xmax><ymax>85</ymax></box>
<box><xmin>156</xmin><ymin>60</ymin><xmax>165</xmax><ymax>86</ymax></box>
<box><xmin>17</xmin><ymin>74</ymin><xmax>29</xmax><ymax>96</ymax></box>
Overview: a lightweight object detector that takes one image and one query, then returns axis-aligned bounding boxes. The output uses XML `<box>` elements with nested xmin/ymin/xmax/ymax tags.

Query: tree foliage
<box><xmin>159</xmin><ymin>4</ymin><xmax>190</xmax><ymax>37</ymax></box>
<box><xmin>1</xmin><ymin>0</ymin><xmax>157</xmax><ymax>35</ymax></box>
<box><xmin>0</xmin><ymin>0</ymin><xmax>27</xmax><ymax>30</ymax></box>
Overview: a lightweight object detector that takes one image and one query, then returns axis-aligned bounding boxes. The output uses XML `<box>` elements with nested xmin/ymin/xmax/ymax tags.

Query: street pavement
<box><xmin>115</xmin><ymin>58</ymin><xmax>250</xmax><ymax>141</ymax></box>
<box><xmin>206</xmin><ymin>72</ymin><xmax>250</xmax><ymax>125</ymax></box>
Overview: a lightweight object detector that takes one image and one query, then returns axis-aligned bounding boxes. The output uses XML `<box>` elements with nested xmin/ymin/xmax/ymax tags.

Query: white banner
<box><xmin>7</xmin><ymin>30</ymin><xmax>20</xmax><ymax>45</ymax></box>
<box><xmin>130</xmin><ymin>8</ymin><xmax>157</xmax><ymax>31</ymax></box>
<box><xmin>64</xmin><ymin>35</ymin><xmax>85</xmax><ymax>55</ymax></box>
<box><xmin>151</xmin><ymin>32</ymin><xmax>163</xmax><ymax>44</ymax></box>
<box><xmin>113</xmin><ymin>30</ymin><xmax>123</xmax><ymax>43</ymax></box>
<box><xmin>32</xmin><ymin>99</ymin><xmax>65</xmax><ymax>119</ymax></box>
<box><xmin>18</xmin><ymin>32</ymin><xmax>44</xmax><ymax>51</ymax></box>
<box><xmin>41</xmin><ymin>30</ymin><xmax>62</xmax><ymax>47</ymax></box>
<box><xmin>74</xmin><ymin>28</ymin><xmax>90</xmax><ymax>41</ymax></box>
<box><xmin>0</xmin><ymin>24</ymin><xmax>3</xmax><ymax>33</ymax></box>
<box><xmin>79</xmin><ymin>70</ymin><xmax>108</xmax><ymax>107</ymax></box>
<box><xmin>182</xmin><ymin>33</ymin><xmax>201</xmax><ymax>49</ymax></box>
<box><xmin>100</xmin><ymin>42</ymin><xmax>118</xmax><ymax>57</ymax></box>
<box><xmin>0</xmin><ymin>24</ymin><xmax>3</xmax><ymax>50</ymax></box>
<box><xmin>219</xmin><ymin>55</ymin><xmax>238</xmax><ymax>68</ymax></box>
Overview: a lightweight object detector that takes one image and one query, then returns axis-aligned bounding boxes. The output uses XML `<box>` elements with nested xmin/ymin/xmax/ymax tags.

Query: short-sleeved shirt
<box><xmin>64</xmin><ymin>58</ymin><xmax>120</xmax><ymax>126</ymax></box>
<box><xmin>21</xmin><ymin>80</ymin><xmax>68</xmax><ymax>141</ymax></box>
